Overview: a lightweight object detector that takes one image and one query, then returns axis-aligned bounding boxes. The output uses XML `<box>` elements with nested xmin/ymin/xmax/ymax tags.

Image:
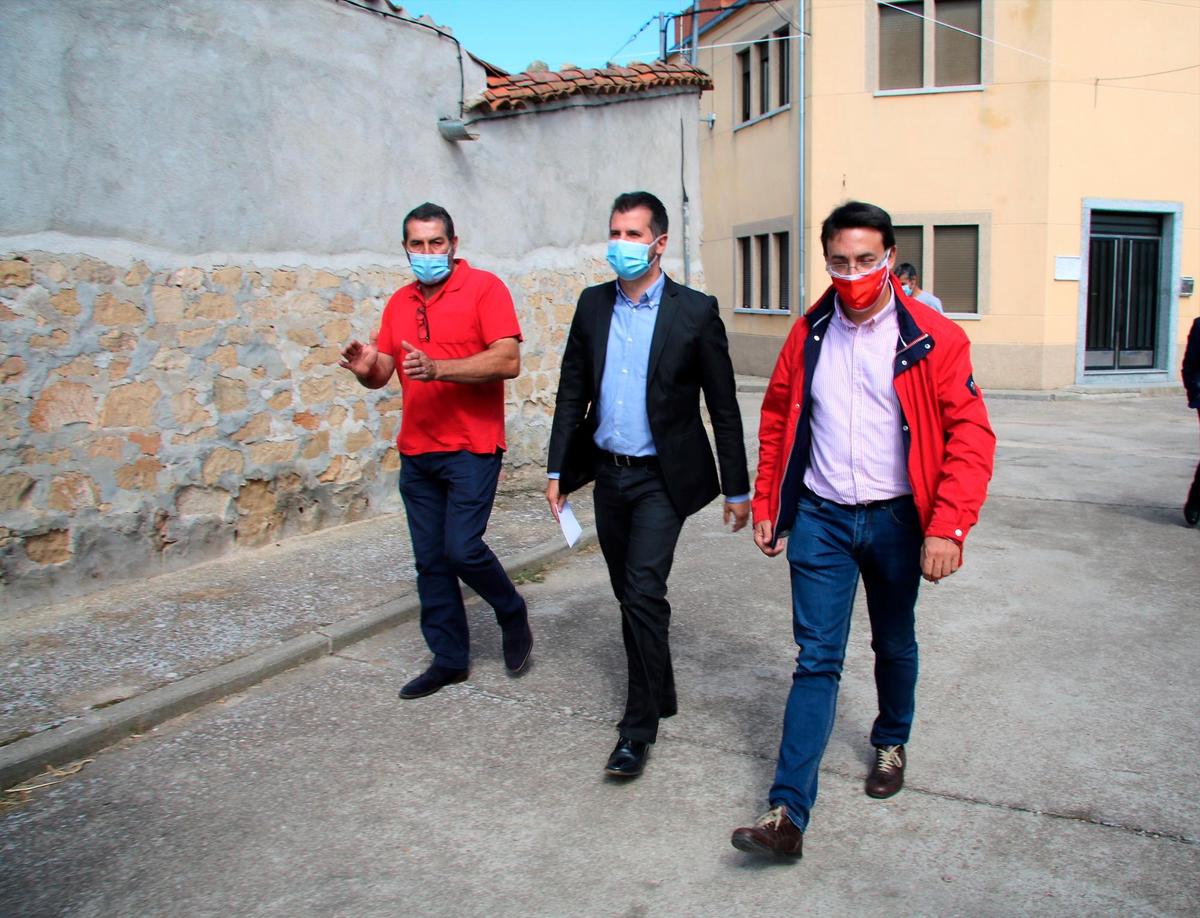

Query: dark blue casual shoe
<box><xmin>398</xmin><ymin>664</ymin><xmax>469</xmax><ymax>699</ymax></box>
<box><xmin>502</xmin><ymin>620</ymin><xmax>534</xmax><ymax>675</ymax></box>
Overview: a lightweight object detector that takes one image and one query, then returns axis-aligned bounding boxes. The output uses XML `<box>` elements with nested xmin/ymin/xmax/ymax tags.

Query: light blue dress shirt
<box><xmin>548</xmin><ymin>274</ymin><xmax>747</xmax><ymax>504</ymax></box>
<box><xmin>593</xmin><ymin>274</ymin><xmax>664</xmax><ymax>457</ymax></box>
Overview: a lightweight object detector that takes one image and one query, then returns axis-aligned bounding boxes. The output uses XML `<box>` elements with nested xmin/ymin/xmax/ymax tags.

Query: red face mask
<box><xmin>827</xmin><ymin>252</ymin><xmax>892</xmax><ymax>312</ymax></box>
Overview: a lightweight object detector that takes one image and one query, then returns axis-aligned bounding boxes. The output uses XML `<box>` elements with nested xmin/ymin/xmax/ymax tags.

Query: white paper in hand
<box><xmin>558</xmin><ymin>501</ymin><xmax>583</xmax><ymax>547</ymax></box>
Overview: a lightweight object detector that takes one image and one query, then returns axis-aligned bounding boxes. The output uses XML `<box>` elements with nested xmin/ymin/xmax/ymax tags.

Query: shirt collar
<box><xmin>833</xmin><ymin>289</ymin><xmax>895</xmax><ymax>330</ymax></box>
<box><xmin>616</xmin><ymin>271</ymin><xmax>666</xmax><ymax>310</ymax></box>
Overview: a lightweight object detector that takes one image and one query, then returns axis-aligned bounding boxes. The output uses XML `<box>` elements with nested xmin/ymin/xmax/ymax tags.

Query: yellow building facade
<box><xmin>684</xmin><ymin>0</ymin><xmax>1199</xmax><ymax>389</ymax></box>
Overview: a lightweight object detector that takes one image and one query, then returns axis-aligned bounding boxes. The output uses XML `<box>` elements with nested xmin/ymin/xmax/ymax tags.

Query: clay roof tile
<box><xmin>466</xmin><ymin>61</ymin><xmax>712</xmax><ymax>114</ymax></box>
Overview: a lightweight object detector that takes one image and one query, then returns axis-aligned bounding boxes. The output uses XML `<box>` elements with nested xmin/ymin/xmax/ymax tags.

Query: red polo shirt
<box><xmin>376</xmin><ymin>259</ymin><xmax>522</xmax><ymax>456</ymax></box>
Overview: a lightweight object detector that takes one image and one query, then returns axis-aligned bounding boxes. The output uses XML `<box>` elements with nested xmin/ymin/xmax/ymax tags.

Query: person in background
<box><xmin>1182</xmin><ymin>315</ymin><xmax>1200</xmax><ymax>526</ymax></box>
<box><xmin>895</xmin><ymin>263</ymin><xmax>944</xmax><ymax>313</ymax></box>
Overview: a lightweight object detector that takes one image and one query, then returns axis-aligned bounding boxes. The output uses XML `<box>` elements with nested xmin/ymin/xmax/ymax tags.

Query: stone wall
<box><xmin>0</xmin><ymin>0</ymin><xmax>707</xmax><ymax>612</ymax></box>
<box><xmin>0</xmin><ymin>251</ymin><xmax>611</xmax><ymax>613</ymax></box>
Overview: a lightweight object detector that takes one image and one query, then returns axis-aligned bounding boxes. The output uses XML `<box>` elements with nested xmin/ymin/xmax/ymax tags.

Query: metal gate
<box><xmin>1085</xmin><ymin>211</ymin><xmax>1162</xmax><ymax>371</ymax></box>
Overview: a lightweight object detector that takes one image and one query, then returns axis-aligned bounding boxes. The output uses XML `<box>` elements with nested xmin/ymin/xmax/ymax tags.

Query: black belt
<box><xmin>600</xmin><ymin>450</ymin><xmax>658</xmax><ymax>468</ymax></box>
<box><xmin>802</xmin><ymin>485</ymin><xmax>910</xmax><ymax>511</ymax></box>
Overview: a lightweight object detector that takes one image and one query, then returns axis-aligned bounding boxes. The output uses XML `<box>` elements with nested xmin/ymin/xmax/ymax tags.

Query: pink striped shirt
<box><xmin>804</xmin><ymin>294</ymin><xmax>911</xmax><ymax>505</ymax></box>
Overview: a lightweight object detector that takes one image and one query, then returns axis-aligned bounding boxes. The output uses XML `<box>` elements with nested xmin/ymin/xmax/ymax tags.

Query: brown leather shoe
<box><xmin>730</xmin><ymin>806</ymin><xmax>804</xmax><ymax>858</ymax></box>
<box><xmin>865</xmin><ymin>744</ymin><xmax>906</xmax><ymax>798</ymax></box>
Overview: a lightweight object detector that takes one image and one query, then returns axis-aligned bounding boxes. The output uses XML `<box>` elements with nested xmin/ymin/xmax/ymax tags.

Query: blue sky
<box><xmin>408</xmin><ymin>1</ymin><xmax>686</xmax><ymax>73</ymax></box>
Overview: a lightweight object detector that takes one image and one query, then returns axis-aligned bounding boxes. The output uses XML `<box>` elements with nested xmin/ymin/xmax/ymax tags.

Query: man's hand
<box><xmin>545</xmin><ymin>478</ymin><xmax>566</xmax><ymax>522</ymax></box>
<box><xmin>753</xmin><ymin>519</ymin><xmax>785</xmax><ymax>557</ymax></box>
<box><xmin>339</xmin><ymin>339</ymin><xmax>379</xmax><ymax>378</ymax></box>
<box><xmin>723</xmin><ymin>500</ymin><xmax>749</xmax><ymax>532</ymax></box>
<box><xmin>921</xmin><ymin>536</ymin><xmax>960</xmax><ymax>582</ymax></box>
<box><xmin>401</xmin><ymin>340</ymin><xmax>438</xmax><ymax>381</ymax></box>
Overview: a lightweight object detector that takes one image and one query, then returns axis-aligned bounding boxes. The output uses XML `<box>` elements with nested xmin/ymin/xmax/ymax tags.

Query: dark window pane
<box><xmin>740</xmin><ymin>236</ymin><xmax>752</xmax><ymax>307</ymax></box>
<box><xmin>879</xmin><ymin>1</ymin><xmax>923</xmax><ymax>90</ymax></box>
<box><xmin>776</xmin><ymin>27</ymin><xmax>790</xmax><ymax>105</ymax></box>
<box><xmin>738</xmin><ymin>50</ymin><xmax>751</xmax><ymax>122</ymax></box>
<box><xmin>758</xmin><ymin>40</ymin><xmax>770</xmax><ymax>114</ymax></box>
<box><xmin>1086</xmin><ymin>237</ymin><xmax>1117</xmax><ymax>366</ymax></box>
<box><xmin>1121</xmin><ymin>238</ymin><xmax>1159</xmax><ymax>367</ymax></box>
<box><xmin>757</xmin><ymin>234</ymin><xmax>771</xmax><ymax>308</ymax></box>
<box><xmin>776</xmin><ymin>232</ymin><xmax>790</xmax><ymax>311</ymax></box>
<box><xmin>893</xmin><ymin>225</ymin><xmax>924</xmax><ymax>280</ymax></box>
<box><xmin>933</xmin><ymin>225</ymin><xmax>979</xmax><ymax>313</ymax></box>
<box><xmin>1090</xmin><ymin>210</ymin><xmax>1162</xmax><ymax>237</ymax></box>
<box><xmin>935</xmin><ymin>0</ymin><xmax>981</xmax><ymax>87</ymax></box>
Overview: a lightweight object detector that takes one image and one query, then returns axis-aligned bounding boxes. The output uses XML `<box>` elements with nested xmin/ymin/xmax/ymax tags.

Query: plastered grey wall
<box><xmin>0</xmin><ymin>0</ymin><xmax>708</xmax><ymax>613</ymax></box>
<box><xmin>0</xmin><ymin>0</ymin><xmax>703</xmax><ymax>262</ymax></box>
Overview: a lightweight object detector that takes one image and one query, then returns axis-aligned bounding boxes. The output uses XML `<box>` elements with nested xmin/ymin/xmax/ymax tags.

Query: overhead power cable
<box><xmin>877</xmin><ymin>0</ymin><xmax>1050</xmax><ymax>62</ymax></box>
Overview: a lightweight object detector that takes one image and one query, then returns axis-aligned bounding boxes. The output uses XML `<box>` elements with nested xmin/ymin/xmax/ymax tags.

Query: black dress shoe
<box><xmin>398</xmin><ymin>664</ymin><xmax>469</xmax><ymax>699</ymax></box>
<box><xmin>604</xmin><ymin>737</ymin><xmax>649</xmax><ymax>777</ymax></box>
<box><xmin>1185</xmin><ymin>500</ymin><xmax>1199</xmax><ymax>527</ymax></box>
<box><xmin>502</xmin><ymin>620</ymin><xmax>534</xmax><ymax>674</ymax></box>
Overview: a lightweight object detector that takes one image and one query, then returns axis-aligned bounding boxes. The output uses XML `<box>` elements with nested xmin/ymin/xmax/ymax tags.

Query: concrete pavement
<box><xmin>1</xmin><ymin>389</ymin><xmax>1198</xmax><ymax>915</ymax></box>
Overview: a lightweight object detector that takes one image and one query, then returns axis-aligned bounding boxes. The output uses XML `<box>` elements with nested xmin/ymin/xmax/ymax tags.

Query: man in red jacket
<box><xmin>731</xmin><ymin>202</ymin><xmax>995</xmax><ymax>859</ymax></box>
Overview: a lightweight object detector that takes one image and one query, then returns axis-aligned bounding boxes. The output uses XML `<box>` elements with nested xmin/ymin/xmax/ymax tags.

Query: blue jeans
<box><xmin>399</xmin><ymin>451</ymin><xmax>526</xmax><ymax>670</ymax></box>
<box><xmin>769</xmin><ymin>488</ymin><xmax>923</xmax><ymax>830</ymax></box>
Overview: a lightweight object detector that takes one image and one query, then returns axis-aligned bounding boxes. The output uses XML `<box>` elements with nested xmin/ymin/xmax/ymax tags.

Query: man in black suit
<box><xmin>1183</xmin><ymin>315</ymin><xmax>1200</xmax><ymax>526</ymax></box>
<box><xmin>546</xmin><ymin>191</ymin><xmax>750</xmax><ymax>778</ymax></box>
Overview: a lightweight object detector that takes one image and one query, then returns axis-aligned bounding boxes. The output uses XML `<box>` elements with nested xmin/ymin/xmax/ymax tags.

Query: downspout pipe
<box><xmin>681</xmin><ymin>121</ymin><xmax>691</xmax><ymax>287</ymax></box>
<box><xmin>691</xmin><ymin>5</ymin><xmax>699</xmax><ymax>65</ymax></box>
<box><xmin>796</xmin><ymin>0</ymin><xmax>807</xmax><ymax>311</ymax></box>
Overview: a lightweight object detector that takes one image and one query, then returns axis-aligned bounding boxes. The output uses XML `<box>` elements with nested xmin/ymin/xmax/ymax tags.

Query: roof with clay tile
<box><xmin>468</xmin><ymin>59</ymin><xmax>713</xmax><ymax>115</ymax></box>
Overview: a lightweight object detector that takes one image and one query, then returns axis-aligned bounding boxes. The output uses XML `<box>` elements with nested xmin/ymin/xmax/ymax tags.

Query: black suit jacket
<box><xmin>1183</xmin><ymin>316</ymin><xmax>1200</xmax><ymax>409</ymax></box>
<box><xmin>546</xmin><ymin>275</ymin><xmax>750</xmax><ymax>518</ymax></box>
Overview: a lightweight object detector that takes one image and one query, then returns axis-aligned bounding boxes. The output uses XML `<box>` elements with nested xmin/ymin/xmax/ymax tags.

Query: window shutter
<box><xmin>738</xmin><ymin>50</ymin><xmax>751</xmax><ymax>122</ymax></box>
<box><xmin>879</xmin><ymin>1</ymin><xmax>923</xmax><ymax>90</ymax></box>
<box><xmin>934</xmin><ymin>0</ymin><xmax>981</xmax><ymax>87</ymax></box>
<box><xmin>757</xmin><ymin>40</ymin><xmax>770</xmax><ymax>114</ymax></box>
<box><xmin>776</xmin><ymin>232</ymin><xmax>790</xmax><ymax>311</ymax></box>
<box><xmin>776</xmin><ymin>28</ymin><xmax>790</xmax><ymax>105</ymax></box>
<box><xmin>757</xmin><ymin>234</ymin><xmax>771</xmax><ymax>309</ymax></box>
<box><xmin>893</xmin><ymin>225</ymin><xmax>924</xmax><ymax>279</ymax></box>
<box><xmin>933</xmin><ymin>225</ymin><xmax>979</xmax><ymax>313</ymax></box>
<box><xmin>739</xmin><ymin>237</ymin><xmax>752</xmax><ymax>307</ymax></box>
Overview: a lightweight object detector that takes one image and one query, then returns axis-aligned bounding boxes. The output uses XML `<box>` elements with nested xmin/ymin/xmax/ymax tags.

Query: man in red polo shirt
<box><xmin>339</xmin><ymin>202</ymin><xmax>532</xmax><ymax>699</ymax></box>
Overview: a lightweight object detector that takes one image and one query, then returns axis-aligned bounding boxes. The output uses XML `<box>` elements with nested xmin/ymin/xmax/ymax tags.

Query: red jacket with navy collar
<box><xmin>753</xmin><ymin>277</ymin><xmax>995</xmax><ymax>553</ymax></box>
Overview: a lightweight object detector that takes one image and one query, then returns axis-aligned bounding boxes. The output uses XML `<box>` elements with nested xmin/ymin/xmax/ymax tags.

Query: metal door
<box><xmin>1085</xmin><ymin>212</ymin><xmax>1162</xmax><ymax>371</ymax></box>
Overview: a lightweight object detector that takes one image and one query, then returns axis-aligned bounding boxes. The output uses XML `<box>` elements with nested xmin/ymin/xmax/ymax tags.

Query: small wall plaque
<box><xmin>1054</xmin><ymin>256</ymin><xmax>1081</xmax><ymax>281</ymax></box>
<box><xmin>1182</xmin><ymin>277</ymin><xmax>1195</xmax><ymax>297</ymax></box>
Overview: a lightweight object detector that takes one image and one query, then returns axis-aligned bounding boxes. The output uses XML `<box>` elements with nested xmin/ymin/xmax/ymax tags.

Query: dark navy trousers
<box><xmin>593</xmin><ymin>463</ymin><xmax>686</xmax><ymax>744</ymax></box>
<box><xmin>399</xmin><ymin>451</ymin><xmax>526</xmax><ymax>670</ymax></box>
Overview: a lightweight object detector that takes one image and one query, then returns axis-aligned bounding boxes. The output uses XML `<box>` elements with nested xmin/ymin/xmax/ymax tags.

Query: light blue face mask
<box><xmin>409</xmin><ymin>252</ymin><xmax>452</xmax><ymax>285</ymax></box>
<box><xmin>606</xmin><ymin>236</ymin><xmax>662</xmax><ymax>281</ymax></box>
<box><xmin>902</xmin><ymin>283</ymin><xmax>913</xmax><ymax>296</ymax></box>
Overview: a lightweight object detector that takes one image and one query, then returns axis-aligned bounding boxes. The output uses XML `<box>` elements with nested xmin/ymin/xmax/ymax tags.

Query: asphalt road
<box><xmin>1</xmin><ymin>393</ymin><xmax>1197</xmax><ymax>916</ymax></box>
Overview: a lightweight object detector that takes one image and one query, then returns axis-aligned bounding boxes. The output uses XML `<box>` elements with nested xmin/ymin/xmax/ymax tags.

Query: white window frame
<box><xmin>867</xmin><ymin>0</ymin><xmax>993</xmax><ymax>97</ymax></box>
<box><xmin>731</xmin><ymin>13</ymin><xmax>795</xmax><ymax>130</ymax></box>
<box><xmin>888</xmin><ymin>210</ymin><xmax>991</xmax><ymax>318</ymax></box>
<box><xmin>733</xmin><ymin>217</ymin><xmax>794</xmax><ymax>315</ymax></box>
